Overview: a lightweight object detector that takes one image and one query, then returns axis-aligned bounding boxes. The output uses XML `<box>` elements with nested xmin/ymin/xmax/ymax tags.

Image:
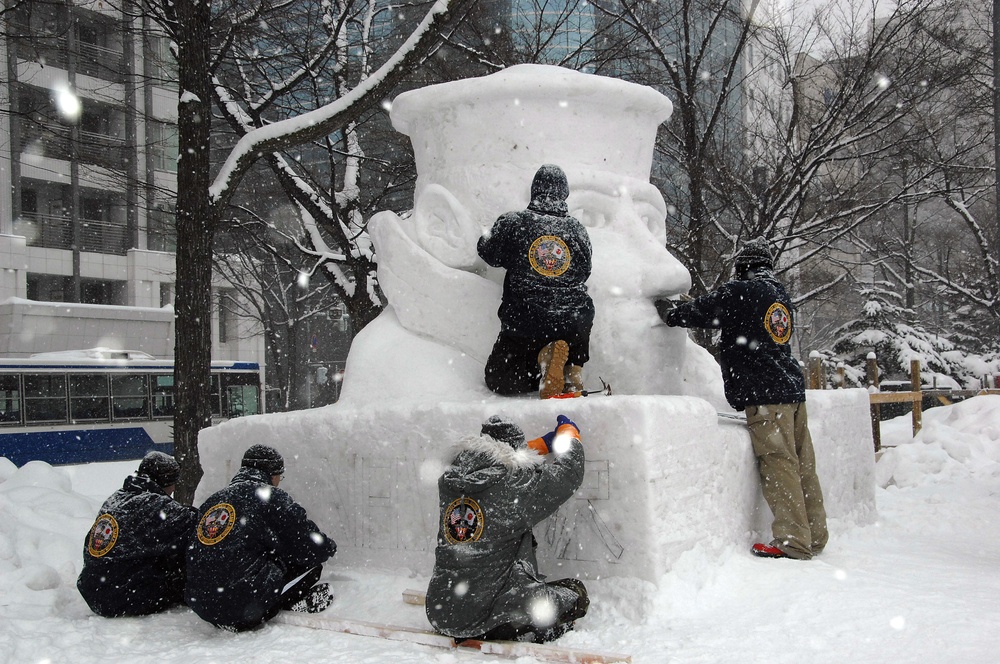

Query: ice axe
<box><xmin>545</xmin><ymin>377</ymin><xmax>613</xmax><ymax>399</ymax></box>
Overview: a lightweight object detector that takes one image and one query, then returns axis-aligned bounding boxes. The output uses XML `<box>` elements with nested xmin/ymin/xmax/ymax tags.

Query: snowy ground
<box><xmin>3</xmin><ymin>397</ymin><xmax>1000</xmax><ymax>663</ymax></box>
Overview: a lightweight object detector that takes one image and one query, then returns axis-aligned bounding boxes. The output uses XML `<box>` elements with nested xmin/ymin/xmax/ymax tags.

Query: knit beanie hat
<box><xmin>241</xmin><ymin>444</ymin><xmax>285</xmax><ymax>476</ymax></box>
<box><xmin>137</xmin><ymin>451</ymin><xmax>180</xmax><ymax>487</ymax></box>
<box><xmin>481</xmin><ymin>415</ymin><xmax>526</xmax><ymax>450</ymax></box>
<box><xmin>734</xmin><ymin>237</ymin><xmax>774</xmax><ymax>270</ymax></box>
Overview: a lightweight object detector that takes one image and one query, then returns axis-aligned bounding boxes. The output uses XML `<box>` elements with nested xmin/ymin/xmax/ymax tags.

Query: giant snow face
<box><xmin>346</xmin><ymin>64</ymin><xmax>692</xmax><ymax>401</ymax></box>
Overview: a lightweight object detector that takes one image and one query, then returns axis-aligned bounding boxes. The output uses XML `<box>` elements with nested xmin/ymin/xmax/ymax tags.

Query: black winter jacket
<box><xmin>478</xmin><ymin>165</ymin><xmax>595</xmax><ymax>338</ymax></box>
<box><xmin>77</xmin><ymin>474</ymin><xmax>198</xmax><ymax>617</ymax></box>
<box><xmin>426</xmin><ymin>430</ymin><xmax>585</xmax><ymax>638</ymax></box>
<box><xmin>662</xmin><ymin>270</ymin><xmax>806</xmax><ymax>410</ymax></box>
<box><xmin>185</xmin><ymin>467</ymin><xmax>336</xmax><ymax>630</ymax></box>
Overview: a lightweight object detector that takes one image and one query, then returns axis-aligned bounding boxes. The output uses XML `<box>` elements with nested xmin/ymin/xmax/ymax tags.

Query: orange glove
<box><xmin>527</xmin><ymin>415</ymin><xmax>581</xmax><ymax>454</ymax></box>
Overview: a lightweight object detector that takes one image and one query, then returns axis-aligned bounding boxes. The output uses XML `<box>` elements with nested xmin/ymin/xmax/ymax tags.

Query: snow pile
<box><xmin>2</xmin><ymin>397</ymin><xmax>999</xmax><ymax>662</ymax></box>
<box><xmin>878</xmin><ymin>394</ymin><xmax>1000</xmax><ymax>489</ymax></box>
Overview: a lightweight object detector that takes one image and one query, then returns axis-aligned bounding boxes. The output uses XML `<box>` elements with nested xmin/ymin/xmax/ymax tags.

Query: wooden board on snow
<box><xmin>274</xmin><ymin>612</ymin><xmax>632</xmax><ymax>664</ymax></box>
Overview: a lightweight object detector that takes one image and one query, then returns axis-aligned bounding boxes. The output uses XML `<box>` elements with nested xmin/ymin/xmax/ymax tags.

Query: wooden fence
<box><xmin>806</xmin><ymin>356</ymin><xmax>1000</xmax><ymax>452</ymax></box>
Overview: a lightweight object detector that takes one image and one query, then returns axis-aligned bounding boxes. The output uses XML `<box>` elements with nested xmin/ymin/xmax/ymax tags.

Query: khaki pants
<box><xmin>745</xmin><ymin>402</ymin><xmax>828</xmax><ymax>559</ymax></box>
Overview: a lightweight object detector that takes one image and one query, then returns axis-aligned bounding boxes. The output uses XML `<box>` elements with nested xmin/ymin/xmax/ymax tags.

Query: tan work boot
<box><xmin>564</xmin><ymin>364</ymin><xmax>585</xmax><ymax>395</ymax></box>
<box><xmin>538</xmin><ymin>340</ymin><xmax>569</xmax><ymax>399</ymax></box>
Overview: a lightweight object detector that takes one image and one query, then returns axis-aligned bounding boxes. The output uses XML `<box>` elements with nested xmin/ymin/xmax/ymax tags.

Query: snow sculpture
<box><xmin>343</xmin><ymin>64</ymin><xmax>699</xmax><ymax>401</ymax></box>
<box><xmin>199</xmin><ymin>66</ymin><xmax>876</xmax><ymax>586</ymax></box>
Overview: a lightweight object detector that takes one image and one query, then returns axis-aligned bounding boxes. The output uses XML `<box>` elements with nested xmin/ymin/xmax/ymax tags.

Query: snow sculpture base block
<box><xmin>198</xmin><ymin>389</ymin><xmax>875</xmax><ymax>583</ymax></box>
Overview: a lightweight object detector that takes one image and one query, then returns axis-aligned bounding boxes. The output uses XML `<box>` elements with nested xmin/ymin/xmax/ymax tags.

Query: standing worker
<box><xmin>658</xmin><ymin>237</ymin><xmax>828</xmax><ymax>559</ymax></box>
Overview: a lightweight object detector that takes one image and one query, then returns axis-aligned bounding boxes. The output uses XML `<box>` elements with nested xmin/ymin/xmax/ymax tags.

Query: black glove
<box><xmin>654</xmin><ymin>298</ymin><xmax>678</xmax><ymax>325</ymax></box>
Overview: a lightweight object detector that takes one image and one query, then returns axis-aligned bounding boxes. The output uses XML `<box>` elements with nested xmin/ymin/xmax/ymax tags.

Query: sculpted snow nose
<box><xmin>588</xmin><ymin>190</ymin><xmax>690</xmax><ymax>301</ymax></box>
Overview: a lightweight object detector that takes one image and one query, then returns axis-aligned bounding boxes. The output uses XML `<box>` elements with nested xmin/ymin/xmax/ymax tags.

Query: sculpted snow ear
<box><xmin>412</xmin><ymin>184</ymin><xmax>480</xmax><ymax>270</ymax></box>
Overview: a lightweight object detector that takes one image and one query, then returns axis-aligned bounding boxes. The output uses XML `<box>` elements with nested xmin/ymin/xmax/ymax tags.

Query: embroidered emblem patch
<box><xmin>765</xmin><ymin>302</ymin><xmax>792</xmax><ymax>344</ymax></box>
<box><xmin>87</xmin><ymin>514</ymin><xmax>119</xmax><ymax>557</ymax></box>
<box><xmin>197</xmin><ymin>503</ymin><xmax>237</xmax><ymax>545</ymax></box>
<box><xmin>443</xmin><ymin>497</ymin><xmax>484</xmax><ymax>544</ymax></box>
<box><xmin>528</xmin><ymin>235</ymin><xmax>571</xmax><ymax>277</ymax></box>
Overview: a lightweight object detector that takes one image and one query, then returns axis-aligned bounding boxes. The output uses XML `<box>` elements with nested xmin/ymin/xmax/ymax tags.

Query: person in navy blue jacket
<box><xmin>185</xmin><ymin>445</ymin><xmax>336</xmax><ymax>631</ymax></box>
<box><xmin>658</xmin><ymin>238</ymin><xmax>827</xmax><ymax>560</ymax></box>
<box><xmin>478</xmin><ymin>164</ymin><xmax>595</xmax><ymax>399</ymax></box>
<box><xmin>77</xmin><ymin>451</ymin><xmax>197</xmax><ymax>617</ymax></box>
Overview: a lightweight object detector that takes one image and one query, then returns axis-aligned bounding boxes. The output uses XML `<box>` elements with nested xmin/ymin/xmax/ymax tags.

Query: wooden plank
<box><xmin>869</xmin><ymin>391</ymin><xmax>923</xmax><ymax>404</ymax></box>
<box><xmin>274</xmin><ymin>612</ymin><xmax>633</xmax><ymax>664</ymax></box>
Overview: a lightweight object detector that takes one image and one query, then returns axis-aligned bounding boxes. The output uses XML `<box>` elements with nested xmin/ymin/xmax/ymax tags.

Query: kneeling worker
<box><xmin>77</xmin><ymin>451</ymin><xmax>198</xmax><ymax>617</ymax></box>
<box><xmin>186</xmin><ymin>444</ymin><xmax>337</xmax><ymax>631</ymax></box>
<box><xmin>426</xmin><ymin>415</ymin><xmax>589</xmax><ymax>643</ymax></box>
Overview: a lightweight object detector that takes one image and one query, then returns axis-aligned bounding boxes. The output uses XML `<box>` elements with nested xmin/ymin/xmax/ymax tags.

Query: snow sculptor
<box><xmin>658</xmin><ymin>238</ymin><xmax>828</xmax><ymax>560</ymax></box>
<box><xmin>352</xmin><ymin>64</ymin><xmax>694</xmax><ymax>401</ymax></box>
<box><xmin>426</xmin><ymin>415</ymin><xmax>589</xmax><ymax>644</ymax></box>
<box><xmin>186</xmin><ymin>445</ymin><xmax>337</xmax><ymax>631</ymax></box>
<box><xmin>478</xmin><ymin>164</ymin><xmax>595</xmax><ymax>399</ymax></box>
<box><xmin>77</xmin><ymin>451</ymin><xmax>197</xmax><ymax>618</ymax></box>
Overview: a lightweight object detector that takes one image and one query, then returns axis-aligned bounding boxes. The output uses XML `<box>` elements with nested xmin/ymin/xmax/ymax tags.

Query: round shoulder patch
<box><xmin>197</xmin><ymin>503</ymin><xmax>237</xmax><ymax>545</ymax></box>
<box><xmin>528</xmin><ymin>235</ymin><xmax>571</xmax><ymax>277</ymax></box>
<box><xmin>764</xmin><ymin>302</ymin><xmax>792</xmax><ymax>344</ymax></box>
<box><xmin>87</xmin><ymin>513</ymin><xmax>119</xmax><ymax>557</ymax></box>
<box><xmin>443</xmin><ymin>497</ymin><xmax>484</xmax><ymax>545</ymax></box>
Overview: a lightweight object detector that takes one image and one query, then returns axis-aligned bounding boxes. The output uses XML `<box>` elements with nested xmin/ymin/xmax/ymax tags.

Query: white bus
<box><xmin>0</xmin><ymin>349</ymin><xmax>262</xmax><ymax>466</ymax></box>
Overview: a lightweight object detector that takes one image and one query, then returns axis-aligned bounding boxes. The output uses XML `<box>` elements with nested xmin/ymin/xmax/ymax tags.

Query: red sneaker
<box><xmin>751</xmin><ymin>542</ymin><xmax>788</xmax><ymax>558</ymax></box>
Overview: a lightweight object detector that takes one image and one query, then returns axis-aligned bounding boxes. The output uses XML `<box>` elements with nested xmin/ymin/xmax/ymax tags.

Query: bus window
<box><xmin>23</xmin><ymin>374</ymin><xmax>68</xmax><ymax>423</ymax></box>
<box><xmin>0</xmin><ymin>374</ymin><xmax>21</xmax><ymax>424</ymax></box>
<box><xmin>226</xmin><ymin>384</ymin><xmax>259</xmax><ymax>418</ymax></box>
<box><xmin>220</xmin><ymin>372</ymin><xmax>260</xmax><ymax>418</ymax></box>
<box><xmin>69</xmin><ymin>374</ymin><xmax>110</xmax><ymax>422</ymax></box>
<box><xmin>209</xmin><ymin>375</ymin><xmax>221</xmax><ymax>417</ymax></box>
<box><xmin>152</xmin><ymin>374</ymin><xmax>174</xmax><ymax>418</ymax></box>
<box><xmin>111</xmin><ymin>374</ymin><xmax>149</xmax><ymax>420</ymax></box>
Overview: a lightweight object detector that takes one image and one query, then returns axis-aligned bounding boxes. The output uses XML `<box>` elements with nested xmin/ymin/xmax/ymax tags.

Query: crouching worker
<box><xmin>186</xmin><ymin>445</ymin><xmax>337</xmax><ymax>631</ymax></box>
<box><xmin>426</xmin><ymin>415</ymin><xmax>589</xmax><ymax>644</ymax></box>
<box><xmin>77</xmin><ymin>451</ymin><xmax>197</xmax><ymax>617</ymax></box>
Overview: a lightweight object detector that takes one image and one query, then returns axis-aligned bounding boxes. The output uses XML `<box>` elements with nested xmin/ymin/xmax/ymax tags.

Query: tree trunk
<box><xmin>172</xmin><ymin>0</ymin><xmax>214</xmax><ymax>505</ymax></box>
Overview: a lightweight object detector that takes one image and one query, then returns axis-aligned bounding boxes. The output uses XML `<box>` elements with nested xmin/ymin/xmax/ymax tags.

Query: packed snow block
<box><xmin>198</xmin><ymin>389</ymin><xmax>875</xmax><ymax>583</ymax></box>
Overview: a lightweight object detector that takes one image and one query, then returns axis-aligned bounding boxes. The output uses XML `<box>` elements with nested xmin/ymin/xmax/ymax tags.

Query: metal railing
<box><xmin>77</xmin><ymin>41</ymin><xmax>125</xmax><ymax>83</ymax></box>
<box><xmin>77</xmin><ymin>130</ymin><xmax>126</xmax><ymax>170</ymax></box>
<box><xmin>18</xmin><ymin>121</ymin><xmax>72</xmax><ymax>161</ymax></box>
<box><xmin>13</xmin><ymin>212</ymin><xmax>130</xmax><ymax>255</ymax></box>
<box><xmin>13</xmin><ymin>213</ymin><xmax>72</xmax><ymax>250</ymax></box>
<box><xmin>18</xmin><ymin>121</ymin><xmax>126</xmax><ymax>170</ymax></box>
<box><xmin>12</xmin><ymin>31</ymin><xmax>123</xmax><ymax>83</ymax></box>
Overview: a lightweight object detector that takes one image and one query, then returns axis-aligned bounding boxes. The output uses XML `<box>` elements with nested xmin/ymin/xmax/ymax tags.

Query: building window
<box><xmin>145</xmin><ymin>34</ymin><xmax>177</xmax><ymax>83</ymax></box>
<box><xmin>27</xmin><ymin>274</ymin><xmax>72</xmax><ymax>302</ymax></box>
<box><xmin>148</xmin><ymin>121</ymin><xmax>178</xmax><ymax>173</ymax></box>
<box><xmin>219</xmin><ymin>290</ymin><xmax>235</xmax><ymax>344</ymax></box>
<box><xmin>148</xmin><ymin>203</ymin><xmax>176</xmax><ymax>252</ymax></box>
<box><xmin>80</xmin><ymin>278</ymin><xmax>126</xmax><ymax>306</ymax></box>
<box><xmin>159</xmin><ymin>282</ymin><xmax>174</xmax><ymax>308</ymax></box>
